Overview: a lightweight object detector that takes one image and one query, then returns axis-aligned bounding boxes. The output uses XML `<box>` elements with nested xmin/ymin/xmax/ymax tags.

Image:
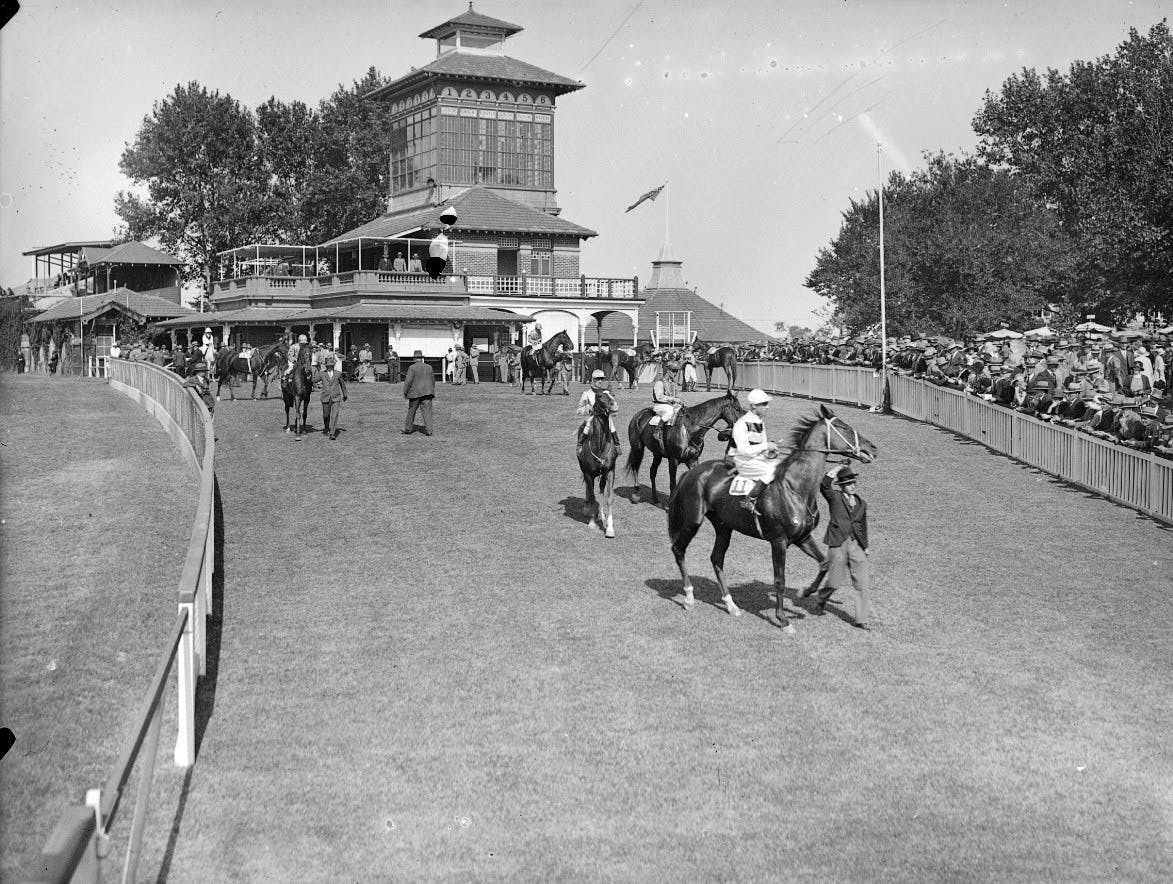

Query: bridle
<box><xmin>774</xmin><ymin>416</ymin><xmax>870</xmax><ymax>461</ymax></box>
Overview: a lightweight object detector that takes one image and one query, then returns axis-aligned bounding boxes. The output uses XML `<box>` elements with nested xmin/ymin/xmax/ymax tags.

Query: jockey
<box><xmin>200</xmin><ymin>327</ymin><xmax>216</xmax><ymax>366</ymax></box>
<box><xmin>527</xmin><ymin>322</ymin><xmax>543</xmax><ymax>350</ymax></box>
<box><xmin>284</xmin><ymin>334</ymin><xmax>308</xmax><ymax>379</ymax></box>
<box><xmin>730</xmin><ymin>388</ymin><xmax>780</xmax><ymax>513</ymax></box>
<box><xmin>576</xmin><ymin>369</ymin><xmax>621</xmax><ymax>451</ymax></box>
<box><xmin>682</xmin><ymin>350</ymin><xmax>698</xmax><ymax>391</ymax></box>
<box><xmin>651</xmin><ymin>360</ymin><xmax>684</xmax><ymax>447</ymax></box>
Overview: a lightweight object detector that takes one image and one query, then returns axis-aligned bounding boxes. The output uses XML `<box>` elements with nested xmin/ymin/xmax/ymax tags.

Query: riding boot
<box><xmin>612</xmin><ymin>431</ymin><xmax>622</xmax><ymax>454</ymax></box>
<box><xmin>740</xmin><ymin>480</ymin><xmax>765</xmax><ymax>513</ymax></box>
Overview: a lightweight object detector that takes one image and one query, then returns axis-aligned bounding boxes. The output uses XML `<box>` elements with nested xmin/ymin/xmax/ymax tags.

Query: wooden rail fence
<box><xmin>30</xmin><ymin>359</ymin><xmax>216</xmax><ymax>883</ymax></box>
<box><xmin>734</xmin><ymin>362</ymin><xmax>1173</xmax><ymax>526</ymax></box>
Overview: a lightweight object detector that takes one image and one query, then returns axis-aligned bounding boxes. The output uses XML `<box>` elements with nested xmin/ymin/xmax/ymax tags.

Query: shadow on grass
<box><xmin>645</xmin><ymin>576</ymin><xmax>811</xmax><ymax>625</ymax></box>
<box><xmin>156</xmin><ymin>476</ymin><xmax>226</xmax><ymax>883</ymax></box>
<box><xmin>557</xmin><ymin>495</ymin><xmax>594</xmax><ymax>526</ymax></box>
<box><xmin>616</xmin><ymin>483</ymin><xmax>668</xmax><ymax>509</ymax></box>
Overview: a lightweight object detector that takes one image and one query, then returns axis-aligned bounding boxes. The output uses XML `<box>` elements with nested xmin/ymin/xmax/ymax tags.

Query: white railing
<box><xmin>736</xmin><ymin>361</ymin><xmax>1173</xmax><ymax>525</ymax></box>
<box><xmin>33</xmin><ymin>359</ymin><xmax>216</xmax><ymax>882</ymax></box>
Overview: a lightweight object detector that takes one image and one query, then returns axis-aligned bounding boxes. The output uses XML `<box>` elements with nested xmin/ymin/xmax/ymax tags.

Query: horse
<box><xmin>608</xmin><ymin>342</ymin><xmax>656</xmax><ymax>389</ymax></box>
<box><xmin>281</xmin><ymin>345</ymin><xmax>314</xmax><ymax>438</ymax></box>
<box><xmin>626</xmin><ymin>391</ymin><xmax>745</xmax><ymax>505</ymax></box>
<box><xmin>521</xmin><ymin>330</ymin><xmax>574</xmax><ymax>395</ymax></box>
<box><xmin>214</xmin><ymin>341</ymin><xmax>286</xmax><ymax>401</ymax></box>
<box><xmin>692</xmin><ymin>341</ymin><xmax>738</xmax><ymax>392</ymax></box>
<box><xmin>667</xmin><ymin>404</ymin><xmax>878</xmax><ymax>632</ymax></box>
<box><xmin>576</xmin><ymin>386</ymin><xmax>619</xmax><ymax>538</ymax></box>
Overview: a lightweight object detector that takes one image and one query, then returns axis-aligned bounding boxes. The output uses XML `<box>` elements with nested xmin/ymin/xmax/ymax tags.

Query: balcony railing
<box><xmin>212</xmin><ymin>272</ymin><xmax>640</xmax><ymax>301</ymax></box>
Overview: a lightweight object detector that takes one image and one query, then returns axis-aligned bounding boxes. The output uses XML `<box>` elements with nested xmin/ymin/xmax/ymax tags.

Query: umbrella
<box><xmin>1112</xmin><ymin>329</ymin><xmax>1147</xmax><ymax>341</ymax></box>
<box><xmin>985</xmin><ymin>328</ymin><xmax>1024</xmax><ymax>340</ymax></box>
<box><xmin>1074</xmin><ymin>321</ymin><xmax>1112</xmax><ymax>333</ymax></box>
<box><xmin>1024</xmin><ymin>325</ymin><xmax>1056</xmax><ymax>339</ymax></box>
<box><xmin>1158</xmin><ymin>325</ymin><xmax>1173</xmax><ymax>335</ymax></box>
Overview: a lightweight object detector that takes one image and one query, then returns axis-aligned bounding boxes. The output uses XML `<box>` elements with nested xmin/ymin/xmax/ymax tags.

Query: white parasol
<box><xmin>984</xmin><ymin>327</ymin><xmax>1024</xmax><ymax>340</ymax></box>
<box><xmin>1074</xmin><ymin>321</ymin><xmax>1112</xmax><ymax>333</ymax></box>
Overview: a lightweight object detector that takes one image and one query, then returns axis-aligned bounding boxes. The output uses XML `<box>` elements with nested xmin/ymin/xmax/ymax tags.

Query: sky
<box><xmin>1</xmin><ymin>0</ymin><xmax>1167</xmax><ymax>335</ymax></box>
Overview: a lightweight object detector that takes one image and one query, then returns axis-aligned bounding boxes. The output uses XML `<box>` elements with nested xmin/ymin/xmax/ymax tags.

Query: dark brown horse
<box><xmin>281</xmin><ymin>345</ymin><xmax>314</xmax><ymax>438</ymax></box>
<box><xmin>626</xmin><ymin>392</ymin><xmax>745</xmax><ymax>505</ymax></box>
<box><xmin>214</xmin><ymin>341</ymin><xmax>286</xmax><ymax>401</ymax></box>
<box><xmin>521</xmin><ymin>330</ymin><xmax>574</xmax><ymax>395</ymax></box>
<box><xmin>608</xmin><ymin>342</ymin><xmax>656</xmax><ymax>389</ymax></box>
<box><xmin>667</xmin><ymin>404</ymin><xmax>878</xmax><ymax>632</ymax></box>
<box><xmin>576</xmin><ymin>386</ymin><xmax>619</xmax><ymax>537</ymax></box>
<box><xmin>693</xmin><ymin>341</ymin><xmax>738</xmax><ymax>392</ymax></box>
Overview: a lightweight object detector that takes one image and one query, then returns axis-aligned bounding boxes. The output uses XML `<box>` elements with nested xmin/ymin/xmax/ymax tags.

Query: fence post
<box><xmin>174</xmin><ymin>605</ymin><xmax>195</xmax><ymax>767</ymax></box>
<box><xmin>830</xmin><ymin>366</ymin><xmax>837</xmax><ymax>403</ymax></box>
<box><xmin>204</xmin><ymin>507</ymin><xmax>215</xmax><ymax>620</ymax></box>
<box><xmin>1147</xmin><ymin>451</ymin><xmax>1159</xmax><ymax>517</ymax></box>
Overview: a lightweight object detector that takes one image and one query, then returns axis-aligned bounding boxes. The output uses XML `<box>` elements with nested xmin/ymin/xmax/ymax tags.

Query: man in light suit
<box><xmin>316</xmin><ymin>353</ymin><xmax>348</xmax><ymax>440</ymax></box>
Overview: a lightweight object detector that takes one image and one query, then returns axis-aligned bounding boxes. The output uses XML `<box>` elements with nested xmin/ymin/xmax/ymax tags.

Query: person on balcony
<box><xmin>378</xmin><ymin>249</ymin><xmax>393</xmax><ymax>272</ymax></box>
<box><xmin>393</xmin><ymin>251</ymin><xmax>407</xmax><ymax>272</ymax></box>
<box><xmin>408</xmin><ymin>252</ymin><xmax>423</xmax><ymax>273</ymax></box>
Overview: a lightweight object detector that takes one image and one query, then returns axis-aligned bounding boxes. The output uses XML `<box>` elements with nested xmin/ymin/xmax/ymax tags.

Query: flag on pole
<box><xmin>625</xmin><ymin>184</ymin><xmax>666</xmax><ymax>213</ymax></box>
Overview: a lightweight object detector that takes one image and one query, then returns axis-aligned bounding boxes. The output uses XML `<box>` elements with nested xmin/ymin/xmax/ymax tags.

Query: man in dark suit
<box><xmin>808</xmin><ymin>465</ymin><xmax>871</xmax><ymax>629</ymax></box>
<box><xmin>316</xmin><ymin>353</ymin><xmax>347</xmax><ymax>440</ymax></box>
<box><xmin>402</xmin><ymin>350</ymin><xmax>434</xmax><ymax>436</ymax></box>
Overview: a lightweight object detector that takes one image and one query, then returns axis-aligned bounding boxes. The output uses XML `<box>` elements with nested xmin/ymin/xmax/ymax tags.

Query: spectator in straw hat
<box><xmin>402</xmin><ymin>350</ymin><xmax>435</xmax><ymax>436</ymax></box>
<box><xmin>315</xmin><ymin>352</ymin><xmax>348</xmax><ymax>440</ymax></box>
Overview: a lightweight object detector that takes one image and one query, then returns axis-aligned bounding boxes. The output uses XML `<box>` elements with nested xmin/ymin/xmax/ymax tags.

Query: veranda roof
<box><xmin>89</xmin><ymin>242</ymin><xmax>183</xmax><ymax>266</ymax></box>
<box><xmin>155</xmin><ymin>304</ymin><xmax>533</xmax><ymax>328</ymax></box>
<box><xmin>30</xmin><ymin>289</ymin><xmax>194</xmax><ymax>324</ymax></box>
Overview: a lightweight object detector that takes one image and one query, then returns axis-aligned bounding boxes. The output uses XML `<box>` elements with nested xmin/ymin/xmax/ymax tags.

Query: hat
<box><xmin>665</xmin><ymin>360</ymin><xmax>681</xmax><ymax>371</ymax></box>
<box><xmin>835</xmin><ymin>467</ymin><xmax>858</xmax><ymax>485</ymax></box>
<box><xmin>923</xmin><ymin>347</ymin><xmax>936</xmax><ymax>356</ymax></box>
<box><xmin>324</xmin><ymin>354</ymin><xmax>336</xmax><ymax>365</ymax></box>
<box><xmin>747</xmin><ymin>388</ymin><xmax>771</xmax><ymax>405</ymax></box>
<box><xmin>412</xmin><ymin>350</ymin><xmax>424</xmax><ymax>358</ymax></box>
<box><xmin>298</xmin><ymin>334</ymin><xmax>308</xmax><ymax>343</ymax></box>
<box><xmin>204</xmin><ymin>327</ymin><xmax>212</xmax><ymax>334</ymax></box>
<box><xmin>190</xmin><ymin>361</ymin><xmax>207</xmax><ymax>373</ymax></box>
<box><xmin>455</xmin><ymin>343</ymin><xmax>464</xmax><ymax>349</ymax></box>
<box><xmin>1140</xmin><ymin>403</ymin><xmax>1161</xmax><ymax>418</ymax></box>
<box><xmin>1084</xmin><ymin>359</ymin><xmax>1103</xmax><ymax>373</ymax></box>
<box><xmin>1046</xmin><ymin>356</ymin><xmax>1060</xmax><ymax>366</ymax></box>
<box><xmin>591</xmin><ymin>369</ymin><xmax>606</xmax><ymax>380</ymax></box>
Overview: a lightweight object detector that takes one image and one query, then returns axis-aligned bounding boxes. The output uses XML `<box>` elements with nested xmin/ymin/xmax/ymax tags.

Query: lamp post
<box><xmin>877</xmin><ymin>143</ymin><xmax>890</xmax><ymax>413</ymax></box>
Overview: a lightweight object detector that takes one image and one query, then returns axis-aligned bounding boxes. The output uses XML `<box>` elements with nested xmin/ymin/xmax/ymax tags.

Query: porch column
<box><xmin>387</xmin><ymin>320</ymin><xmax>394</xmax><ymax>358</ymax></box>
<box><xmin>631</xmin><ymin>310</ymin><xmax>640</xmax><ymax>347</ymax></box>
<box><xmin>221</xmin><ymin>323</ymin><xmax>232</xmax><ymax>348</ymax></box>
<box><xmin>333</xmin><ymin>321</ymin><xmax>342</xmax><ymax>351</ymax></box>
<box><xmin>393</xmin><ymin>322</ymin><xmax>403</xmax><ymax>353</ymax></box>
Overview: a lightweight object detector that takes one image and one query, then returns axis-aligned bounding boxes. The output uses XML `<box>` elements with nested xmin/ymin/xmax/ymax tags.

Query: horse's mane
<box><xmin>777</xmin><ymin>412</ymin><xmax>823</xmax><ymax>472</ymax></box>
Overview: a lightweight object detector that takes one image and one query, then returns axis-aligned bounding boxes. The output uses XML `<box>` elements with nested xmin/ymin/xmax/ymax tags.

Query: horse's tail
<box><xmin>625</xmin><ymin>417</ymin><xmax>646</xmax><ymax>478</ymax></box>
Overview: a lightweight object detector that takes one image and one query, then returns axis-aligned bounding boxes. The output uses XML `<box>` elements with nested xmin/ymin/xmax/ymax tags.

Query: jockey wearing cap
<box><xmin>284</xmin><ymin>334</ymin><xmax>308</xmax><ymax>380</ymax></box>
<box><xmin>527</xmin><ymin>322</ymin><xmax>543</xmax><ymax>350</ymax></box>
<box><xmin>577</xmin><ymin>369</ymin><xmax>621</xmax><ymax>451</ymax></box>
<box><xmin>199</xmin><ymin>327</ymin><xmax>216</xmax><ymax>367</ymax></box>
<box><xmin>730</xmin><ymin>388</ymin><xmax>780</xmax><ymax>513</ymax></box>
<box><xmin>651</xmin><ymin>360</ymin><xmax>683</xmax><ymax>447</ymax></box>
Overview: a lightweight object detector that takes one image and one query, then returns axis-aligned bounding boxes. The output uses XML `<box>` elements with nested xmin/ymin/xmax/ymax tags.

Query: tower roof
<box><xmin>419</xmin><ymin>4</ymin><xmax>523</xmax><ymax>40</ymax></box>
<box><xmin>367</xmin><ymin>53</ymin><xmax>583</xmax><ymax>101</ymax></box>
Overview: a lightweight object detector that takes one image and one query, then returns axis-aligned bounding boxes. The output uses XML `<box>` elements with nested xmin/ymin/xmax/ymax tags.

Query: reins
<box><xmin>771</xmin><ymin>417</ymin><xmax>869</xmax><ymax>460</ymax></box>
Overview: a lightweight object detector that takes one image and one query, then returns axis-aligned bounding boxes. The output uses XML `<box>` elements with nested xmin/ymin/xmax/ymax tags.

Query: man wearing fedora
<box><xmin>810</xmin><ymin>464</ymin><xmax>871</xmax><ymax>629</ymax></box>
<box><xmin>402</xmin><ymin>350</ymin><xmax>435</xmax><ymax>436</ymax></box>
<box><xmin>315</xmin><ymin>352</ymin><xmax>347</xmax><ymax>440</ymax></box>
<box><xmin>183</xmin><ymin>358</ymin><xmax>215</xmax><ymax>416</ymax></box>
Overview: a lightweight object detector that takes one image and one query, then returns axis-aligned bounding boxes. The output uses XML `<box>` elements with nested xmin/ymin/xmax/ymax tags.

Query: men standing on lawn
<box><xmin>467</xmin><ymin>342</ymin><xmax>480</xmax><ymax>384</ymax></box>
<box><xmin>402</xmin><ymin>350</ymin><xmax>435</xmax><ymax>436</ymax></box>
<box><xmin>316</xmin><ymin>353</ymin><xmax>348</xmax><ymax>440</ymax></box>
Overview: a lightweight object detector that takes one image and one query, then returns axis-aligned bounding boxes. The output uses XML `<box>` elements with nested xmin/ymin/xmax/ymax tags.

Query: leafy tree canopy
<box><xmin>805</xmin><ymin>152</ymin><xmax>1080</xmax><ymax>338</ymax></box>
<box><xmin>973</xmin><ymin>20</ymin><xmax>1173</xmax><ymax>323</ymax></box>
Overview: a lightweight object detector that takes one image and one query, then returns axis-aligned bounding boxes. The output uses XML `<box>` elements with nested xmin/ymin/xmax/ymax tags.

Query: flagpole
<box><xmin>664</xmin><ymin>179</ymin><xmax>670</xmax><ymax>246</ymax></box>
<box><xmin>877</xmin><ymin>143</ymin><xmax>889</xmax><ymax>412</ymax></box>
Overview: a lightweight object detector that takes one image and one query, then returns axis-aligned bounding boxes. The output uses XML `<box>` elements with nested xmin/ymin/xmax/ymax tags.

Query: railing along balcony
<box><xmin>212</xmin><ymin>272</ymin><xmax>641</xmax><ymax>300</ymax></box>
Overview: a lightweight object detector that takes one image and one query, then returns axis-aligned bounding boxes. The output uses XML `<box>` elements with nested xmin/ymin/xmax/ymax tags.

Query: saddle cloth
<box><xmin>728</xmin><ymin>475</ymin><xmax>754</xmax><ymax>496</ymax></box>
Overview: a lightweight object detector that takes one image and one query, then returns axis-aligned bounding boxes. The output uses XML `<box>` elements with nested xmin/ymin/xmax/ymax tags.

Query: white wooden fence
<box><xmin>735</xmin><ymin>362</ymin><xmax>1173</xmax><ymax>526</ymax></box>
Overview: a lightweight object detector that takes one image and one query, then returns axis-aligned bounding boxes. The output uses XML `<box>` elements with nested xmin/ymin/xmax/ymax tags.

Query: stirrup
<box><xmin>740</xmin><ymin>496</ymin><xmax>757</xmax><ymax>513</ymax></box>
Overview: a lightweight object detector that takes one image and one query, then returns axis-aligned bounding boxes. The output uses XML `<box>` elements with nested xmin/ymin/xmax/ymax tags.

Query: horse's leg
<box><xmin>602</xmin><ymin>465</ymin><xmax>615</xmax><ymax>538</ymax></box>
<box><xmin>706</xmin><ymin>364</ymin><xmax>713</xmax><ymax>393</ymax></box>
<box><xmin>582</xmin><ymin>469</ymin><xmax>597</xmax><ymax>526</ymax></box>
<box><xmin>648</xmin><ymin>451</ymin><xmax>663</xmax><ymax>505</ymax></box>
<box><xmin>709</xmin><ymin>525</ymin><xmax>741</xmax><ymax>616</ymax></box>
<box><xmin>670</xmin><ymin>500</ymin><xmax>705</xmax><ymax>609</ymax></box>
<box><xmin>770</xmin><ymin>539</ymin><xmax>796</xmax><ymax>634</ymax></box>
<box><xmin>795</xmin><ymin>535</ymin><xmax>830</xmax><ymax>598</ymax></box>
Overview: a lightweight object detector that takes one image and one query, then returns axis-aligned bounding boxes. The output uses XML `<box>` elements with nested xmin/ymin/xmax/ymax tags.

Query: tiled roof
<box><xmin>31</xmin><ymin>288</ymin><xmax>194</xmax><ymax>323</ymax></box>
<box><xmin>156</xmin><ymin>307</ymin><xmax>313</xmax><ymax>328</ymax></box>
<box><xmin>592</xmin><ymin>287</ymin><xmax>776</xmax><ymax>345</ymax></box>
<box><xmin>368</xmin><ymin>53</ymin><xmax>583</xmax><ymax>100</ymax></box>
<box><xmin>91</xmin><ymin>241</ymin><xmax>184</xmax><ymax>266</ymax></box>
<box><xmin>419</xmin><ymin>8</ymin><xmax>523</xmax><ymax>39</ymax></box>
<box><xmin>321</xmin><ymin>186</ymin><xmax>596</xmax><ymax>245</ymax></box>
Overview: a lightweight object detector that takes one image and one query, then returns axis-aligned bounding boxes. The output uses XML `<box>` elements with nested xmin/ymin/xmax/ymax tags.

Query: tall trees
<box><xmin>973</xmin><ymin>21</ymin><xmax>1173</xmax><ymax>323</ymax></box>
<box><xmin>116</xmin><ymin>82</ymin><xmax>268</xmax><ymax>290</ymax></box>
<box><xmin>805</xmin><ymin>153</ymin><xmax>1079</xmax><ymax>337</ymax></box>
<box><xmin>301</xmin><ymin>68</ymin><xmax>396</xmax><ymax>243</ymax></box>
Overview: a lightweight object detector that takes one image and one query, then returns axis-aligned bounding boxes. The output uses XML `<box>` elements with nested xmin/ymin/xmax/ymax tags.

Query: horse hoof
<box><xmin>604</xmin><ymin>527</ymin><xmax>615</xmax><ymax>538</ymax></box>
<box><xmin>723</xmin><ymin>599</ymin><xmax>742</xmax><ymax>617</ymax></box>
<box><xmin>781</xmin><ymin>622</ymin><xmax>797</xmax><ymax>635</ymax></box>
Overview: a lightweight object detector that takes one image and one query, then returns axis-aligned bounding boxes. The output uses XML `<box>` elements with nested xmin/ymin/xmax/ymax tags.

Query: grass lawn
<box><xmin>8</xmin><ymin>375</ymin><xmax>1173</xmax><ymax>882</ymax></box>
<box><xmin>0</xmin><ymin>374</ymin><xmax>196</xmax><ymax>880</ymax></box>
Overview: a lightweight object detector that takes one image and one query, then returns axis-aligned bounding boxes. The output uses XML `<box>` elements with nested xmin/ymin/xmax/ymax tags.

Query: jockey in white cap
<box><xmin>200</xmin><ymin>327</ymin><xmax>216</xmax><ymax>366</ymax></box>
<box><xmin>285</xmin><ymin>333</ymin><xmax>308</xmax><ymax>379</ymax></box>
<box><xmin>730</xmin><ymin>388</ymin><xmax>780</xmax><ymax>513</ymax></box>
<box><xmin>651</xmin><ymin>359</ymin><xmax>683</xmax><ymax>447</ymax></box>
<box><xmin>576</xmin><ymin>369</ymin><xmax>621</xmax><ymax>451</ymax></box>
